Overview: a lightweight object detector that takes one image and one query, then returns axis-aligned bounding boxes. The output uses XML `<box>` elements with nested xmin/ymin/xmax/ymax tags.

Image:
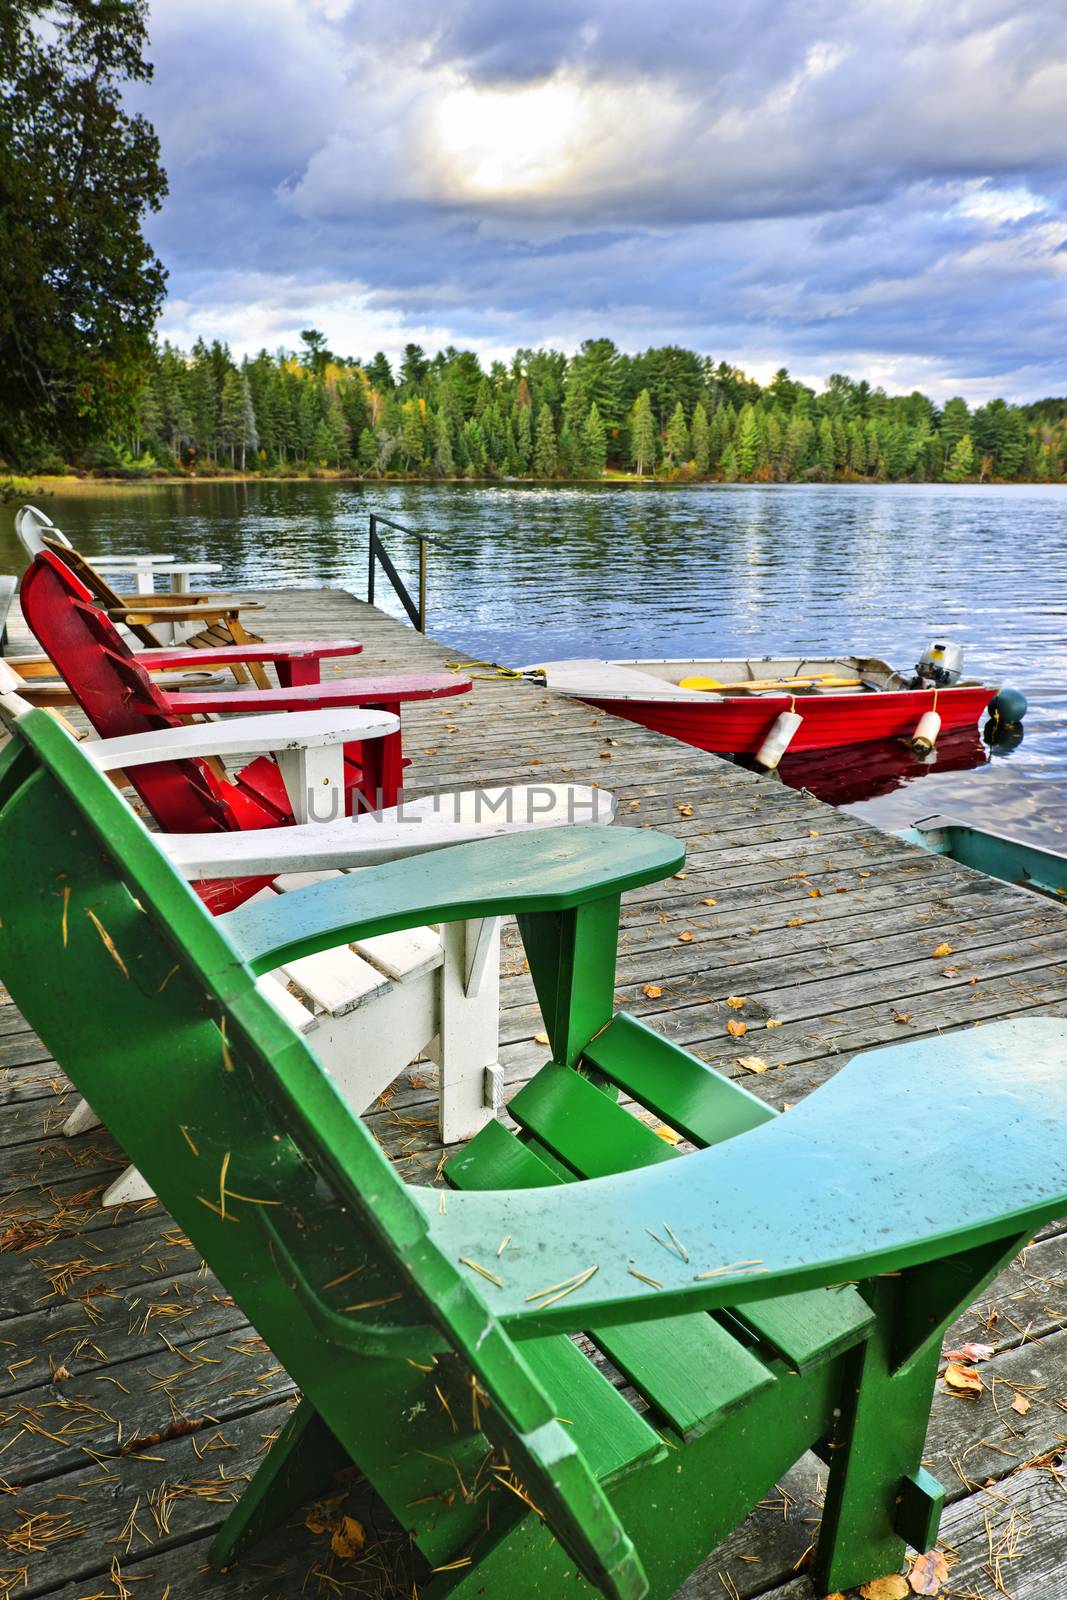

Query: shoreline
<box><xmin>7</xmin><ymin>472</ymin><xmax>1065</xmax><ymax>496</ymax></box>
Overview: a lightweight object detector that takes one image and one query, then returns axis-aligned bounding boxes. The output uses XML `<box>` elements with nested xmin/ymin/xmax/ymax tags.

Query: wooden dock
<box><xmin>2</xmin><ymin>586</ymin><xmax>1066</xmax><ymax>1600</ymax></box>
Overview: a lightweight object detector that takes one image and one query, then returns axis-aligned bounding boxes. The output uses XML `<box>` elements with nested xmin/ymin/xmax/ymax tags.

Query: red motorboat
<box><xmin>526</xmin><ymin>650</ymin><xmax>1000</xmax><ymax>761</ymax></box>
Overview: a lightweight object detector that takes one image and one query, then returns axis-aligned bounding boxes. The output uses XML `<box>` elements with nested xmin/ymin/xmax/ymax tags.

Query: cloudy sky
<box><xmin>135</xmin><ymin>0</ymin><xmax>1067</xmax><ymax>402</ymax></box>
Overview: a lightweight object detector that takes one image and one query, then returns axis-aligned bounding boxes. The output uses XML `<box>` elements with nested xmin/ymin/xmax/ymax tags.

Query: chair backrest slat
<box><xmin>19</xmin><ymin>549</ymin><xmax>263</xmax><ymax>837</ymax></box>
<box><xmin>40</xmin><ymin>529</ymin><xmax>163</xmax><ymax>646</ymax></box>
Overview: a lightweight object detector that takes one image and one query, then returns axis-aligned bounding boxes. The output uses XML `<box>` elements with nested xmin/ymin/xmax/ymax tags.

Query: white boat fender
<box><xmin>755</xmin><ymin>710</ymin><xmax>804</xmax><ymax>770</ymax></box>
<box><xmin>909</xmin><ymin>709</ymin><xmax>942</xmax><ymax>754</ymax></box>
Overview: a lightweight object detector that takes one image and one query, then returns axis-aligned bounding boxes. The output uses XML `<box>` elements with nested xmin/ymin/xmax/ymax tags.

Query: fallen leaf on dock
<box><xmin>330</xmin><ymin>1515</ymin><xmax>366</xmax><ymax>1560</ymax></box>
<box><xmin>1010</xmin><ymin>1392</ymin><xmax>1031</xmax><ymax>1415</ymax></box>
<box><xmin>765</xmin><ymin>1018</ymin><xmax>783</xmax><ymax>1028</ymax></box>
<box><xmin>893</xmin><ymin>1011</ymin><xmax>911</xmax><ymax>1024</ymax></box>
<box><xmin>726</xmin><ymin>1019</ymin><xmax>747</xmax><ymax>1038</ymax></box>
<box><xmin>943</xmin><ymin>1362</ymin><xmax>984</xmax><ymax>1396</ymax></box>
<box><xmin>654</xmin><ymin>1125</ymin><xmax>680</xmax><ymax>1144</ymax></box>
<box><xmin>726</xmin><ymin>995</ymin><xmax>746</xmax><ymax>1009</ymax></box>
<box><xmin>808</xmin><ymin>888</ymin><xmax>823</xmax><ymax>898</ymax></box>
<box><xmin>677</xmin><ymin>804</ymin><xmax>695</xmax><ymax>817</ymax></box>
<box><xmin>629</xmin><ymin>800</ymin><xmax>641</xmax><ymax>809</ymax></box>
<box><xmin>859</xmin><ymin>1576</ymin><xmax>909</xmax><ymax>1600</ymax></box>
<box><xmin>674</xmin><ymin>871</ymin><xmax>687</xmax><ymax>879</ymax></box>
<box><xmin>931</xmin><ymin>942</ymin><xmax>954</xmax><ymax>958</ymax></box>
<box><xmin>737</xmin><ymin>1056</ymin><xmax>768</xmax><ymax>1073</ymax></box>
<box><xmin>786</xmin><ymin>917</ymin><xmax>804</xmax><ymax>927</ymax></box>
<box><xmin>702</xmin><ymin>897</ymin><xmax>717</xmax><ymax>905</ymax></box>
<box><xmin>642</xmin><ymin>985</ymin><xmax>663</xmax><ymax>999</ymax></box>
<box><xmin>941</xmin><ymin>966</ymin><xmax>960</xmax><ymax>977</ymax></box>
<box><xmin>678</xmin><ymin>931</ymin><xmax>693</xmax><ymax>943</ymax></box>
<box><xmin>944</xmin><ymin>1342</ymin><xmax>993</xmax><ymax>1363</ymax></box>
<box><xmin>533</xmin><ymin>1032</ymin><xmax>550</xmax><ymax>1046</ymax></box>
<box><xmin>808</xmin><ymin>830</ymin><xmax>820</xmax><ymax>837</ymax></box>
<box><xmin>908</xmin><ymin>1549</ymin><xmax>949</xmax><ymax>1594</ymax></box>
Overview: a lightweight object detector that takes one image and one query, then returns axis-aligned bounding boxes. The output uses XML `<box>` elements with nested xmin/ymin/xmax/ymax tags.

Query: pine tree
<box><xmin>340</xmin><ymin>373</ymin><xmax>371</xmax><ymax>443</ymax></box>
<box><xmin>357</xmin><ymin>428</ymin><xmax>377</xmax><ymax>472</ymax></box>
<box><xmin>690</xmin><ymin>403</ymin><xmax>710</xmax><ymax>473</ymax></box>
<box><xmin>763</xmin><ymin>411</ymin><xmax>783</xmax><ymax>478</ymax></box>
<box><xmin>664</xmin><ymin>402</ymin><xmax>689</xmax><ymax>468</ymax></box>
<box><xmin>630</xmin><ymin>389</ymin><xmax>655</xmax><ymax>475</ymax></box>
<box><xmin>514</xmin><ymin>403</ymin><xmax>533</xmax><ymax>471</ymax></box>
<box><xmin>817</xmin><ymin>416</ymin><xmax>835</xmax><ymax>478</ymax></box>
<box><xmin>783</xmin><ymin>413</ymin><xmax>813</xmax><ymax>477</ymax></box>
<box><xmin>939</xmin><ymin>397</ymin><xmax>970</xmax><ymax>455</ymax></box>
<box><xmin>399</xmin><ymin>401</ymin><xmax>425</xmax><ymax>469</ymax></box>
<box><xmin>943</xmin><ymin>433</ymin><xmax>975</xmax><ymax>481</ymax></box>
<box><xmin>847</xmin><ymin>421</ymin><xmax>866</xmax><ymax>475</ymax></box>
<box><xmin>463</xmin><ymin>418</ymin><xmax>487</xmax><ymax>476</ymax></box>
<box><xmin>433</xmin><ymin>408</ymin><xmax>454</xmax><ymax>475</ymax></box>
<box><xmin>219</xmin><ymin>369</ymin><xmax>244</xmax><ymax>467</ymax></box>
<box><xmin>533</xmin><ymin>405</ymin><xmax>557</xmax><ymax>477</ymax></box>
<box><xmin>582</xmin><ymin>403</ymin><xmax>607</xmax><ymax>474</ymax></box>
<box><xmin>239</xmin><ymin>374</ymin><xmax>259</xmax><ymax>470</ymax></box>
<box><xmin>997</xmin><ymin>410</ymin><xmax>1027</xmax><ymax>479</ymax></box>
<box><xmin>737</xmin><ymin>405</ymin><xmax>761</xmax><ymax>477</ymax></box>
<box><xmin>134</xmin><ymin>378</ymin><xmax>162</xmax><ymax>457</ymax></box>
<box><xmin>310</xmin><ymin>417</ymin><xmax>334</xmax><ymax>467</ymax></box>
<box><xmin>557</xmin><ymin>422</ymin><xmax>581</xmax><ymax>478</ymax></box>
<box><xmin>324</xmin><ymin>389</ymin><xmax>349</xmax><ymax>466</ymax></box>
<box><xmin>719</xmin><ymin>443</ymin><xmax>738</xmax><ymax>478</ymax></box>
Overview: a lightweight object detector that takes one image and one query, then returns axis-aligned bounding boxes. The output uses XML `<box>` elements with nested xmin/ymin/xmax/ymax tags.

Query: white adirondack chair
<box><xmin>0</xmin><ymin>673</ymin><xmax>614</xmax><ymax>1205</ymax></box>
<box><xmin>15</xmin><ymin>504</ymin><xmax>221</xmax><ymax>595</ymax></box>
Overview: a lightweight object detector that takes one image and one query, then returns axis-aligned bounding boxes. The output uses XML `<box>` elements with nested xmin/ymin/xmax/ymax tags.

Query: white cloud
<box><xmin>954</xmin><ymin>182</ymin><xmax>1049</xmax><ymax>224</ymax></box>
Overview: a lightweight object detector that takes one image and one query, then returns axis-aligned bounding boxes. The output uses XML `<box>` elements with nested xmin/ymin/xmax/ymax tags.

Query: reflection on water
<box><xmin>2</xmin><ymin>479</ymin><xmax>1065</xmax><ymax>846</ymax></box>
<box><xmin>774</xmin><ymin>727</ymin><xmax>991</xmax><ymax>810</ymax></box>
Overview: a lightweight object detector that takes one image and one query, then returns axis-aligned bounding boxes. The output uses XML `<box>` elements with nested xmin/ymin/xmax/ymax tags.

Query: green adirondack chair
<box><xmin>2</xmin><ymin>705</ymin><xmax>1066</xmax><ymax>1600</ymax></box>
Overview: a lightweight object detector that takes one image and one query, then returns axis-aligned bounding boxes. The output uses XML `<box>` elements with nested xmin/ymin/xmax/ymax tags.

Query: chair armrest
<box><xmin>81</xmin><ymin>707</ymin><xmax>400</xmax><ymax>771</ymax></box>
<box><xmin>133</xmin><ymin>639</ymin><xmax>363</xmax><ymax>669</ymax></box>
<box><xmin>156</xmin><ymin>673</ymin><xmax>471</xmax><ymax>715</ymax></box>
<box><xmin>220</xmin><ymin>825</ymin><xmax>681</xmax><ymax>971</ymax></box>
<box><xmin>110</xmin><ymin>601</ymin><xmax>264</xmax><ymax>621</ymax></box>
<box><xmin>92</xmin><ymin>553</ymin><xmax>176</xmax><ymax>566</ymax></box>
<box><xmin>421</xmin><ymin>1018</ymin><xmax>1067</xmax><ymax>1336</ymax></box>
<box><xmin>133</xmin><ymin>562</ymin><xmax>221</xmax><ymax>575</ymax></box>
<box><xmin>159</xmin><ymin>784</ymin><xmax>615</xmax><ymax>878</ymax></box>
<box><xmin>6</xmin><ymin>654</ymin><xmax>65</xmax><ymax>679</ymax></box>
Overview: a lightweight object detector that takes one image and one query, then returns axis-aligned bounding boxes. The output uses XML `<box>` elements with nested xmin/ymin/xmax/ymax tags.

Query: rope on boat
<box><xmin>445</xmin><ymin>660</ymin><xmax>528</xmax><ymax>681</ymax></box>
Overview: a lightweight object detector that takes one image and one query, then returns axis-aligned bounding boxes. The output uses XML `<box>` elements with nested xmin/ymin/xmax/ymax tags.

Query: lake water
<box><xmin>3</xmin><ymin>480</ymin><xmax>1065</xmax><ymax>844</ymax></box>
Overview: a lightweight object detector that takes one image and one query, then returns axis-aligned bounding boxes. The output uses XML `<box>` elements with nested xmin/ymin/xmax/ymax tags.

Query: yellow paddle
<box><xmin>678</xmin><ymin>674</ymin><xmax>863</xmax><ymax>693</ymax></box>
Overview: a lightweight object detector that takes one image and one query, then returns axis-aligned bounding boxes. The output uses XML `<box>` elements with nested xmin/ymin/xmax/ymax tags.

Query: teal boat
<box><xmin>897</xmin><ymin>814</ymin><xmax>1067</xmax><ymax>901</ymax></box>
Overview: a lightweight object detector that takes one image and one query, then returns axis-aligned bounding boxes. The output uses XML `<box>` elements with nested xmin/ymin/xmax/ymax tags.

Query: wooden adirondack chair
<box><xmin>0</xmin><ymin>664</ymin><xmax>611</xmax><ymax>1175</ymax></box>
<box><xmin>31</xmin><ymin>530</ymin><xmax>270</xmax><ymax>662</ymax></box>
<box><xmin>20</xmin><ymin>545</ymin><xmax>471</xmax><ymax>828</ymax></box>
<box><xmin>3</xmin><ymin>706</ymin><xmax>1066</xmax><ymax>1600</ymax></box>
<box><xmin>16</xmin><ymin>502</ymin><xmax>222</xmax><ymax>594</ymax></box>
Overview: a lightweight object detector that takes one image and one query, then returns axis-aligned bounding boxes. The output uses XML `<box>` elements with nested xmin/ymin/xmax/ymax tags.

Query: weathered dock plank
<box><xmin>3</xmin><ymin>583</ymin><xmax>1066</xmax><ymax>1600</ymax></box>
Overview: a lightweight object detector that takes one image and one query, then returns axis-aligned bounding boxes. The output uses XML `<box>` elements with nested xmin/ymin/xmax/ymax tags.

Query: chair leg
<box><xmin>63</xmin><ymin>1096</ymin><xmax>103</xmax><ymax>1136</ymax></box>
<box><xmin>815</xmin><ymin>1236</ymin><xmax>1028</xmax><ymax>1592</ymax></box>
<box><xmin>209</xmin><ymin>1396</ymin><xmax>348</xmax><ymax>1568</ymax></box>
<box><xmin>813</xmin><ymin>1285</ymin><xmax>942</xmax><ymax>1592</ymax></box>
<box><xmin>436</xmin><ymin>918</ymin><xmax>501</xmax><ymax>1143</ymax></box>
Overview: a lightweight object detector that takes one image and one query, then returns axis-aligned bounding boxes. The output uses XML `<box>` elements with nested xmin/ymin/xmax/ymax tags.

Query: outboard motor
<box><xmin>910</xmin><ymin>641</ymin><xmax>963</xmax><ymax>689</ymax></box>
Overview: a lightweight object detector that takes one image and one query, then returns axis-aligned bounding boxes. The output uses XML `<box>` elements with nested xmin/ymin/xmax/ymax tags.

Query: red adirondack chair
<box><xmin>19</xmin><ymin>548</ymin><xmax>472</xmax><ymax>912</ymax></box>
